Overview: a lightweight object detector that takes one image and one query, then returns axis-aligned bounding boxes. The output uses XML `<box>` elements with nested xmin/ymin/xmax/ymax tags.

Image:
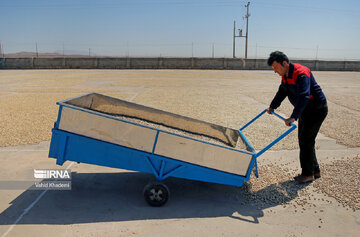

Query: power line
<box><xmin>0</xmin><ymin>1</ymin><xmax>245</xmax><ymax>9</ymax></box>
<box><xmin>2</xmin><ymin>1</ymin><xmax>357</xmax><ymax>14</ymax></box>
<box><xmin>252</xmin><ymin>1</ymin><xmax>359</xmax><ymax>14</ymax></box>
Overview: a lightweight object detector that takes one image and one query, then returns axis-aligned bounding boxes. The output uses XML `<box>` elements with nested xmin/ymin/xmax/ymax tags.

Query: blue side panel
<box><xmin>162</xmin><ymin>161</ymin><xmax>180</xmax><ymax>175</ymax></box>
<box><xmin>171</xmin><ymin>166</ymin><xmax>245</xmax><ymax>187</ymax></box>
<box><xmin>51</xmin><ymin>130</ymin><xmax>154</xmax><ymax>174</ymax></box>
<box><xmin>49</xmin><ymin>129</ymin><xmax>248</xmax><ymax>187</ymax></box>
<box><xmin>148</xmin><ymin>156</ymin><xmax>162</xmax><ymax>173</ymax></box>
<box><xmin>49</xmin><ymin>130</ymin><xmax>60</xmax><ymax>158</ymax></box>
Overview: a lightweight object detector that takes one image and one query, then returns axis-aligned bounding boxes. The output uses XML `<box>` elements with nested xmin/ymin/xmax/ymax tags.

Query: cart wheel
<box><xmin>143</xmin><ymin>182</ymin><xmax>170</xmax><ymax>207</ymax></box>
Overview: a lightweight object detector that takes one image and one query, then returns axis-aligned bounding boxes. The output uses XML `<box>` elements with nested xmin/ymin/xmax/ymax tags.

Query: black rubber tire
<box><xmin>143</xmin><ymin>182</ymin><xmax>170</xmax><ymax>207</ymax></box>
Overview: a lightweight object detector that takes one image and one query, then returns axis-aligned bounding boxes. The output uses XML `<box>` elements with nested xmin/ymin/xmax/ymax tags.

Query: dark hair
<box><xmin>267</xmin><ymin>51</ymin><xmax>289</xmax><ymax>66</ymax></box>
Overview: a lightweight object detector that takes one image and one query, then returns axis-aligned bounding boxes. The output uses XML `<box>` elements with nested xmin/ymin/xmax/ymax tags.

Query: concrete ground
<box><xmin>0</xmin><ymin>70</ymin><xmax>359</xmax><ymax>237</ymax></box>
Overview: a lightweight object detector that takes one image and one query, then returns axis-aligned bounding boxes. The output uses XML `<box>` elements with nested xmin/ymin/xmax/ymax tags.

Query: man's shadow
<box><xmin>230</xmin><ymin>179</ymin><xmax>310</xmax><ymax>223</ymax></box>
<box><xmin>0</xmin><ymin>172</ymin><xmax>309</xmax><ymax>226</ymax></box>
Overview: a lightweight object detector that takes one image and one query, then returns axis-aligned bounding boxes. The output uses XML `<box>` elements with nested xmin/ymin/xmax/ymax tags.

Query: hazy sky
<box><xmin>1</xmin><ymin>0</ymin><xmax>360</xmax><ymax>60</ymax></box>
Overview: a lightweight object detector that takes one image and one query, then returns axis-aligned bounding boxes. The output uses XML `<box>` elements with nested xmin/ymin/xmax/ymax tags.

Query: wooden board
<box><xmin>59</xmin><ymin>107</ymin><xmax>157</xmax><ymax>153</ymax></box>
<box><xmin>154</xmin><ymin>132</ymin><xmax>252</xmax><ymax>176</ymax></box>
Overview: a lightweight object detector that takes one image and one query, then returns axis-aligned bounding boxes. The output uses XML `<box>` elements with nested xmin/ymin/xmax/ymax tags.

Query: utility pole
<box><xmin>233</xmin><ymin>2</ymin><xmax>250</xmax><ymax>58</ymax></box>
<box><xmin>89</xmin><ymin>48</ymin><xmax>91</xmax><ymax>57</ymax></box>
<box><xmin>191</xmin><ymin>42</ymin><xmax>194</xmax><ymax>57</ymax></box>
<box><xmin>233</xmin><ymin>21</ymin><xmax>236</xmax><ymax>58</ymax></box>
<box><xmin>36</xmin><ymin>43</ymin><xmax>38</xmax><ymax>57</ymax></box>
<box><xmin>233</xmin><ymin>21</ymin><xmax>244</xmax><ymax>58</ymax></box>
<box><xmin>255</xmin><ymin>43</ymin><xmax>258</xmax><ymax>59</ymax></box>
<box><xmin>244</xmin><ymin>2</ymin><xmax>250</xmax><ymax>59</ymax></box>
<box><xmin>212</xmin><ymin>43</ymin><xmax>214</xmax><ymax>58</ymax></box>
<box><xmin>0</xmin><ymin>41</ymin><xmax>5</xmax><ymax>58</ymax></box>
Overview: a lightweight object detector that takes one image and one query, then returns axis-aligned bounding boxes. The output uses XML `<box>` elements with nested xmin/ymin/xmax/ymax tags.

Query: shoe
<box><xmin>293</xmin><ymin>174</ymin><xmax>301</xmax><ymax>180</ymax></box>
<box><xmin>294</xmin><ymin>175</ymin><xmax>314</xmax><ymax>183</ymax></box>
<box><xmin>294</xmin><ymin>172</ymin><xmax>321</xmax><ymax>180</ymax></box>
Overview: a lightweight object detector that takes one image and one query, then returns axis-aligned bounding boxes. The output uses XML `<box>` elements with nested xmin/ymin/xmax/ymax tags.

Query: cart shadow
<box><xmin>0</xmin><ymin>172</ymin><xmax>309</xmax><ymax>225</ymax></box>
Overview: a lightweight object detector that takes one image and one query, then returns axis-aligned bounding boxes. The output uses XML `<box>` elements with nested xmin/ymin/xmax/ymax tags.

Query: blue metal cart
<box><xmin>49</xmin><ymin>93</ymin><xmax>296</xmax><ymax>206</ymax></box>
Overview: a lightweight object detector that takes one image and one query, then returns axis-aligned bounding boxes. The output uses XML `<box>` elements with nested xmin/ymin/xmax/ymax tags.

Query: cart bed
<box><xmin>53</xmin><ymin>93</ymin><xmax>253</xmax><ymax>176</ymax></box>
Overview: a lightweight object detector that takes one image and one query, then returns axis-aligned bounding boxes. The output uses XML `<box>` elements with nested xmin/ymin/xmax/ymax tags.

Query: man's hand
<box><xmin>285</xmin><ymin>118</ymin><xmax>295</xmax><ymax>126</ymax></box>
<box><xmin>266</xmin><ymin>108</ymin><xmax>274</xmax><ymax>114</ymax></box>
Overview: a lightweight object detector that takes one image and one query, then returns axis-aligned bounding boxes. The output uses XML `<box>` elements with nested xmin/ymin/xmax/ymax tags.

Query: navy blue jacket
<box><xmin>270</xmin><ymin>63</ymin><xmax>327</xmax><ymax>119</ymax></box>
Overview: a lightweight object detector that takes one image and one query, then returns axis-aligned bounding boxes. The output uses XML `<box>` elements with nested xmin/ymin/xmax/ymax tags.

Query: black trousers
<box><xmin>298</xmin><ymin>104</ymin><xmax>328</xmax><ymax>176</ymax></box>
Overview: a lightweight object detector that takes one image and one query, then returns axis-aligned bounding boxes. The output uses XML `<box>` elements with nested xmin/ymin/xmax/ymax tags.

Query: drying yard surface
<box><xmin>0</xmin><ymin>69</ymin><xmax>359</xmax><ymax>237</ymax></box>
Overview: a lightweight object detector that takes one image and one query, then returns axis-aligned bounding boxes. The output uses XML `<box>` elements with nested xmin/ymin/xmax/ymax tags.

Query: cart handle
<box><xmin>238</xmin><ymin>109</ymin><xmax>297</xmax><ymax>158</ymax></box>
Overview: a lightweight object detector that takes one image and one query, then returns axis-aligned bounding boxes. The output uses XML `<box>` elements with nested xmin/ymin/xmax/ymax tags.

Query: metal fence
<box><xmin>1</xmin><ymin>57</ymin><xmax>359</xmax><ymax>71</ymax></box>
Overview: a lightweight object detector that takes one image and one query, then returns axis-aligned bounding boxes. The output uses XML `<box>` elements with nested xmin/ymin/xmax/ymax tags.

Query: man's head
<box><xmin>267</xmin><ymin>51</ymin><xmax>290</xmax><ymax>76</ymax></box>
